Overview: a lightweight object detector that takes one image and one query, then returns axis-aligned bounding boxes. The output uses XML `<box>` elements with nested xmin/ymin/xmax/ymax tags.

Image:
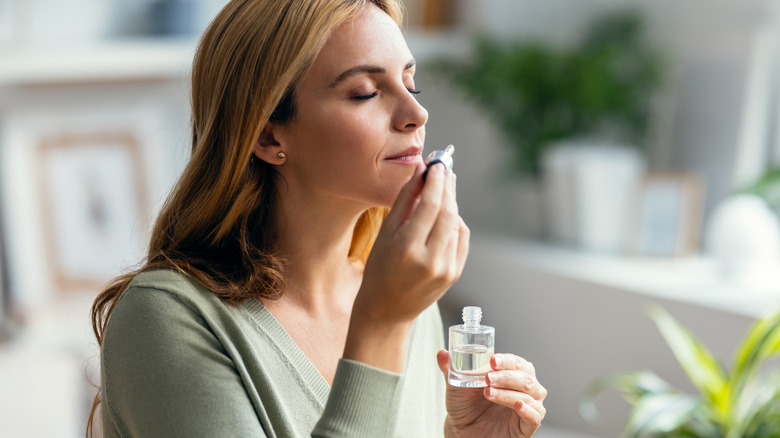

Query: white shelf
<box><xmin>0</xmin><ymin>30</ymin><xmax>466</xmax><ymax>89</ymax></box>
<box><xmin>0</xmin><ymin>38</ymin><xmax>199</xmax><ymax>87</ymax></box>
<box><xmin>471</xmin><ymin>234</ymin><xmax>780</xmax><ymax>318</ymax></box>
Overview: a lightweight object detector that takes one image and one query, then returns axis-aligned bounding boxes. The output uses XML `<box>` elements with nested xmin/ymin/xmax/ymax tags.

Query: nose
<box><xmin>393</xmin><ymin>88</ymin><xmax>428</xmax><ymax>132</ymax></box>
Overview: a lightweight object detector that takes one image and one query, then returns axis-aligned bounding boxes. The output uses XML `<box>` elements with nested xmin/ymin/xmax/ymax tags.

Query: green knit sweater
<box><xmin>100</xmin><ymin>269</ymin><xmax>447</xmax><ymax>437</ymax></box>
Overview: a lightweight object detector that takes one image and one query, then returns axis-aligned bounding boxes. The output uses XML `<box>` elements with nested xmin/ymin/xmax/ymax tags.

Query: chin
<box><xmin>367</xmin><ymin>188</ymin><xmax>404</xmax><ymax>210</ymax></box>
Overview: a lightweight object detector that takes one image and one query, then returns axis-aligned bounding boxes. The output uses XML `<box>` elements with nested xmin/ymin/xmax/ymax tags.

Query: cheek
<box><xmin>319</xmin><ymin>111</ymin><xmax>386</xmax><ymax>158</ymax></box>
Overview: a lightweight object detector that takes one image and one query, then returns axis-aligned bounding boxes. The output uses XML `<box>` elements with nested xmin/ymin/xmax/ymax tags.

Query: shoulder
<box><xmin>108</xmin><ymin>269</ymin><xmax>223</xmax><ymax>324</ymax></box>
<box><xmin>103</xmin><ymin>269</ymin><xmax>219</xmax><ymax>353</ymax></box>
<box><xmin>102</xmin><ymin>269</ymin><xmax>233</xmax><ymax>367</ymax></box>
<box><xmin>126</xmin><ymin>268</ymin><xmax>210</xmax><ymax>302</ymax></box>
<box><xmin>101</xmin><ymin>269</ymin><xmax>239</xmax><ymax>408</ymax></box>
<box><xmin>100</xmin><ymin>269</ymin><xmax>265</xmax><ymax>436</ymax></box>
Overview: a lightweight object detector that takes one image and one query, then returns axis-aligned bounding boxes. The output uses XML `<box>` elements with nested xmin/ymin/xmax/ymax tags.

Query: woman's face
<box><xmin>273</xmin><ymin>5</ymin><xmax>428</xmax><ymax>209</ymax></box>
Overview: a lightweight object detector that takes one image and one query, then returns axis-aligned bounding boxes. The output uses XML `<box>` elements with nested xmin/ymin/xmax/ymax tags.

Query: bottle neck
<box><xmin>461</xmin><ymin>306</ymin><xmax>482</xmax><ymax>328</ymax></box>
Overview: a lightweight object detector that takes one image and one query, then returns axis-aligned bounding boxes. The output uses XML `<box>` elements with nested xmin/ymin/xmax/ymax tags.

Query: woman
<box><xmin>88</xmin><ymin>0</ymin><xmax>547</xmax><ymax>436</ymax></box>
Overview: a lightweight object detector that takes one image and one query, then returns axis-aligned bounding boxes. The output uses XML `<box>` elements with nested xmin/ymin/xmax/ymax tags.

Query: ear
<box><xmin>252</xmin><ymin>124</ymin><xmax>286</xmax><ymax>165</ymax></box>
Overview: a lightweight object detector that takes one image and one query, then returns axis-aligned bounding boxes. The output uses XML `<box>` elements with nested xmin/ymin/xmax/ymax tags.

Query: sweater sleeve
<box><xmin>312</xmin><ymin>359</ymin><xmax>403</xmax><ymax>437</ymax></box>
<box><xmin>101</xmin><ymin>286</ymin><xmax>266</xmax><ymax>438</ymax></box>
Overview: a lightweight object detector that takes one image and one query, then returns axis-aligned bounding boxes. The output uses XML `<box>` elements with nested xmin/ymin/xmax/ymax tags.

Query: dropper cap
<box><xmin>462</xmin><ymin>306</ymin><xmax>482</xmax><ymax>327</ymax></box>
<box><xmin>426</xmin><ymin>144</ymin><xmax>455</xmax><ymax>171</ymax></box>
<box><xmin>423</xmin><ymin>145</ymin><xmax>455</xmax><ymax>181</ymax></box>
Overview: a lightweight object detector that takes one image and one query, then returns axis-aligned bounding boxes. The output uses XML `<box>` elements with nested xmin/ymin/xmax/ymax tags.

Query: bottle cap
<box><xmin>426</xmin><ymin>144</ymin><xmax>455</xmax><ymax>171</ymax></box>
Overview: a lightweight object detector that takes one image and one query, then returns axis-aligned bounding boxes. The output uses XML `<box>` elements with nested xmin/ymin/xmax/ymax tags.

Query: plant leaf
<box><xmin>620</xmin><ymin>392</ymin><xmax>702</xmax><ymax>438</ymax></box>
<box><xmin>580</xmin><ymin>370</ymin><xmax>674</xmax><ymax>423</ymax></box>
<box><xmin>648</xmin><ymin>306</ymin><xmax>728</xmax><ymax>414</ymax></box>
<box><xmin>730</xmin><ymin>310</ymin><xmax>780</xmax><ymax>398</ymax></box>
<box><xmin>733</xmin><ymin>368</ymin><xmax>780</xmax><ymax>437</ymax></box>
<box><xmin>738</xmin><ymin>167</ymin><xmax>780</xmax><ymax>212</ymax></box>
<box><xmin>741</xmin><ymin>396</ymin><xmax>780</xmax><ymax>438</ymax></box>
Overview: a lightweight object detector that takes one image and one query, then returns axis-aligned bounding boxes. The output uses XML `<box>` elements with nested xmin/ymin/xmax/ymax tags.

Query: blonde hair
<box><xmin>87</xmin><ymin>0</ymin><xmax>403</xmax><ymax>435</ymax></box>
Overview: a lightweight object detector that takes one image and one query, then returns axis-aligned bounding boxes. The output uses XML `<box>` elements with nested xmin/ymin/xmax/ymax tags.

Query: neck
<box><xmin>272</xmin><ymin>187</ymin><xmax>369</xmax><ymax>315</ymax></box>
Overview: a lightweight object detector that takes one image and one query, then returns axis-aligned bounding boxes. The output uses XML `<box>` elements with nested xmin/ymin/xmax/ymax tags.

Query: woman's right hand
<box><xmin>344</xmin><ymin>162</ymin><xmax>470</xmax><ymax>371</ymax></box>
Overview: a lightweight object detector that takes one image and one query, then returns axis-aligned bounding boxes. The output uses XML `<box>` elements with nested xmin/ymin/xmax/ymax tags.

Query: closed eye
<box><xmin>351</xmin><ymin>88</ymin><xmax>419</xmax><ymax>101</ymax></box>
<box><xmin>352</xmin><ymin>91</ymin><xmax>379</xmax><ymax>101</ymax></box>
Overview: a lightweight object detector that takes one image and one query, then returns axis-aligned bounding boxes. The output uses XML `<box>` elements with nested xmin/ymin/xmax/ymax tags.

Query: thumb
<box><xmin>380</xmin><ymin>163</ymin><xmax>425</xmax><ymax>235</ymax></box>
<box><xmin>436</xmin><ymin>349</ymin><xmax>449</xmax><ymax>378</ymax></box>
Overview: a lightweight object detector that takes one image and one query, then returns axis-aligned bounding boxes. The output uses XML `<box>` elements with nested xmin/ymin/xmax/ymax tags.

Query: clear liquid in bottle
<box><xmin>448</xmin><ymin>307</ymin><xmax>495</xmax><ymax>387</ymax></box>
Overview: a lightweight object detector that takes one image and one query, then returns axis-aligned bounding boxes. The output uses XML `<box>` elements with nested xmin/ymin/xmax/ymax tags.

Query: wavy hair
<box><xmin>87</xmin><ymin>0</ymin><xmax>403</xmax><ymax>435</ymax></box>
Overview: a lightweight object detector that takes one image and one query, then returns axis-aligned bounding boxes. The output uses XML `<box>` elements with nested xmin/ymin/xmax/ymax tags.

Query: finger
<box><xmin>484</xmin><ymin>387</ymin><xmax>546</xmax><ymax>427</ymax></box>
<box><xmin>446</xmin><ymin>174</ymin><xmax>470</xmax><ymax>271</ymax></box>
<box><xmin>515</xmin><ymin>395</ymin><xmax>546</xmax><ymax>424</ymax></box>
<box><xmin>381</xmin><ymin>162</ymin><xmax>426</xmax><ymax>235</ymax></box>
<box><xmin>514</xmin><ymin>398</ymin><xmax>545</xmax><ymax>434</ymax></box>
<box><xmin>397</xmin><ymin>162</ymin><xmax>447</xmax><ymax>241</ymax></box>
<box><xmin>486</xmin><ymin>370</ymin><xmax>547</xmax><ymax>400</ymax></box>
<box><xmin>436</xmin><ymin>349</ymin><xmax>449</xmax><ymax>378</ymax></box>
<box><xmin>446</xmin><ymin>172</ymin><xmax>458</xmax><ymax>221</ymax></box>
<box><xmin>441</xmin><ymin>229</ymin><xmax>459</xmax><ymax>283</ymax></box>
<box><xmin>492</xmin><ymin>354</ymin><xmax>536</xmax><ymax>376</ymax></box>
<box><xmin>426</xmin><ymin>171</ymin><xmax>459</xmax><ymax>249</ymax></box>
<box><xmin>439</xmin><ymin>174</ymin><xmax>463</xmax><ymax>277</ymax></box>
<box><xmin>455</xmin><ymin>217</ymin><xmax>470</xmax><ymax>272</ymax></box>
<box><xmin>447</xmin><ymin>172</ymin><xmax>459</xmax><ymax>215</ymax></box>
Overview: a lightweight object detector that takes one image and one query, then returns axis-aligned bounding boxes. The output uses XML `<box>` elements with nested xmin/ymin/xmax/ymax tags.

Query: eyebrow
<box><xmin>329</xmin><ymin>59</ymin><xmax>416</xmax><ymax>88</ymax></box>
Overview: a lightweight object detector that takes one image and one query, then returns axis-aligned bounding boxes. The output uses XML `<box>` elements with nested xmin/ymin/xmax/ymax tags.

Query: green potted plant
<box><xmin>432</xmin><ymin>9</ymin><xmax>664</xmax><ymax>179</ymax></box>
<box><xmin>431</xmin><ymin>10</ymin><xmax>665</xmax><ymax>248</ymax></box>
<box><xmin>580</xmin><ymin>306</ymin><xmax>780</xmax><ymax>437</ymax></box>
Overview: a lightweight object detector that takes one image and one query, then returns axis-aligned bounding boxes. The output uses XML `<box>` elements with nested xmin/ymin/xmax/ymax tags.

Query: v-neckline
<box><xmin>240</xmin><ymin>299</ymin><xmax>332</xmax><ymax>404</ymax></box>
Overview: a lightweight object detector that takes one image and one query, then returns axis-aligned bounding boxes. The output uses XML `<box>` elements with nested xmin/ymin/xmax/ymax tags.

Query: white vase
<box><xmin>542</xmin><ymin>144</ymin><xmax>580</xmax><ymax>246</ymax></box>
<box><xmin>705</xmin><ymin>194</ymin><xmax>780</xmax><ymax>284</ymax></box>
<box><xmin>542</xmin><ymin>141</ymin><xmax>646</xmax><ymax>253</ymax></box>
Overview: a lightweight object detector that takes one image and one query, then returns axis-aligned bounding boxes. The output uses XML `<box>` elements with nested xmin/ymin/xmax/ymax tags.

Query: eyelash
<box><xmin>352</xmin><ymin>88</ymin><xmax>421</xmax><ymax>101</ymax></box>
<box><xmin>352</xmin><ymin>92</ymin><xmax>379</xmax><ymax>101</ymax></box>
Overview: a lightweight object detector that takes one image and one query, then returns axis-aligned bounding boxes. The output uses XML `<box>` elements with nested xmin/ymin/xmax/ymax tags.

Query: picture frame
<box><xmin>0</xmin><ymin>92</ymin><xmax>187</xmax><ymax>314</ymax></box>
<box><xmin>627</xmin><ymin>172</ymin><xmax>706</xmax><ymax>257</ymax></box>
<box><xmin>36</xmin><ymin>131</ymin><xmax>149</xmax><ymax>293</ymax></box>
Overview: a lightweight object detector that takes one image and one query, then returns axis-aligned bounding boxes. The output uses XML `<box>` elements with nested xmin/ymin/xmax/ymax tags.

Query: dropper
<box><xmin>423</xmin><ymin>144</ymin><xmax>455</xmax><ymax>180</ymax></box>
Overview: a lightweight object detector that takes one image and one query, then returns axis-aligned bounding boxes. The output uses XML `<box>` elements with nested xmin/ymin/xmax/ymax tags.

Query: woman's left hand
<box><xmin>436</xmin><ymin>350</ymin><xmax>547</xmax><ymax>438</ymax></box>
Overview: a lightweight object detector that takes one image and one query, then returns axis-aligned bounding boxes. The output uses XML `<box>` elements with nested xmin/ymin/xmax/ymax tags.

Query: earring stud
<box><xmin>277</xmin><ymin>151</ymin><xmax>287</xmax><ymax>162</ymax></box>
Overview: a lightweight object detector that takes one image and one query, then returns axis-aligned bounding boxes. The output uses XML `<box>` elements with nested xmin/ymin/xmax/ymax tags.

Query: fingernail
<box><xmin>494</xmin><ymin>356</ymin><xmax>502</xmax><ymax>368</ymax></box>
<box><xmin>486</xmin><ymin>386</ymin><xmax>496</xmax><ymax>398</ymax></box>
<box><xmin>422</xmin><ymin>163</ymin><xmax>443</xmax><ymax>181</ymax></box>
<box><xmin>487</xmin><ymin>372</ymin><xmax>497</xmax><ymax>385</ymax></box>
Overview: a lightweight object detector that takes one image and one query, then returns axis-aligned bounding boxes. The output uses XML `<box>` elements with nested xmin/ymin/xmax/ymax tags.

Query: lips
<box><xmin>385</xmin><ymin>146</ymin><xmax>423</xmax><ymax>161</ymax></box>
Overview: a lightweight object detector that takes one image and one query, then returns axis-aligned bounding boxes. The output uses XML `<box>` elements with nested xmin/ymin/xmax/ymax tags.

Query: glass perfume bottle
<box><xmin>448</xmin><ymin>306</ymin><xmax>495</xmax><ymax>387</ymax></box>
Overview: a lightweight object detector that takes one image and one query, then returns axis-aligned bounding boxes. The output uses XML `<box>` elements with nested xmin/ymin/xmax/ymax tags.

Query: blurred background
<box><xmin>1</xmin><ymin>0</ymin><xmax>780</xmax><ymax>436</ymax></box>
